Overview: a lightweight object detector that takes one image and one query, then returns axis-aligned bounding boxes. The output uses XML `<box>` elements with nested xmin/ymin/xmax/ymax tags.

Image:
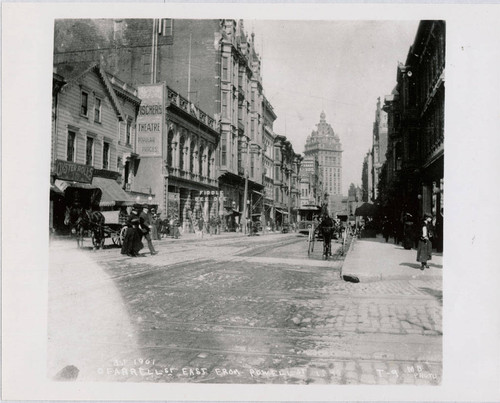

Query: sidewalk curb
<box><xmin>345</xmin><ymin>271</ymin><xmax>442</xmax><ymax>283</ymax></box>
<box><xmin>340</xmin><ymin>237</ymin><xmax>442</xmax><ymax>283</ymax></box>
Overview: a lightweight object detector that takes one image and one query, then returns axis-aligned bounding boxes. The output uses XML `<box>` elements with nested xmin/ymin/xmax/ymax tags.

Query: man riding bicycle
<box><xmin>316</xmin><ymin>213</ymin><xmax>335</xmax><ymax>260</ymax></box>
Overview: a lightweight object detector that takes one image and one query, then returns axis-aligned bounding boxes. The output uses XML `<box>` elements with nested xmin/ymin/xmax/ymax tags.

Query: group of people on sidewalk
<box><xmin>381</xmin><ymin>212</ymin><xmax>436</xmax><ymax>271</ymax></box>
<box><xmin>120</xmin><ymin>204</ymin><xmax>159</xmax><ymax>257</ymax></box>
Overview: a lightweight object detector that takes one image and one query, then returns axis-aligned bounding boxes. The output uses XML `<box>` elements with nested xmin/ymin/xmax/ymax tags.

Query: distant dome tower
<box><xmin>304</xmin><ymin>112</ymin><xmax>343</xmax><ymax>212</ymax></box>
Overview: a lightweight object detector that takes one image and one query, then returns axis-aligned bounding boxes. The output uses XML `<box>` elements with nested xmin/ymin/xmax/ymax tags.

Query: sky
<box><xmin>251</xmin><ymin>20</ymin><xmax>420</xmax><ymax>195</ymax></box>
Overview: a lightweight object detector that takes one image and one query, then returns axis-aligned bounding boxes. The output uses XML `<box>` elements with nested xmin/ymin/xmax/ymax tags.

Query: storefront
<box><xmin>51</xmin><ymin>160</ymin><xmax>137</xmax><ymax>234</ymax></box>
<box><xmin>421</xmin><ymin>152</ymin><xmax>444</xmax><ymax>252</ymax></box>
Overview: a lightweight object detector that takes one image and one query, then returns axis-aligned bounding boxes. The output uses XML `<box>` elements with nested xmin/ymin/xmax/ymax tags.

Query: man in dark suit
<box><xmin>139</xmin><ymin>205</ymin><xmax>158</xmax><ymax>255</ymax></box>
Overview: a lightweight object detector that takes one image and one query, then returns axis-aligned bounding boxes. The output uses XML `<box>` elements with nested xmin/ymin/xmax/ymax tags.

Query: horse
<box><xmin>64</xmin><ymin>205</ymin><xmax>105</xmax><ymax>249</ymax></box>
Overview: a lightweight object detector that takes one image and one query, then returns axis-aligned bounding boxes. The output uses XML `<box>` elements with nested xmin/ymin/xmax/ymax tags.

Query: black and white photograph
<box><xmin>2</xmin><ymin>3</ymin><xmax>499</xmax><ymax>401</ymax></box>
<box><xmin>47</xmin><ymin>17</ymin><xmax>444</xmax><ymax>385</ymax></box>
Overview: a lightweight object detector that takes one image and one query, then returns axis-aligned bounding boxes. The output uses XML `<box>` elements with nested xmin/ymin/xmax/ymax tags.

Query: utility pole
<box><xmin>242</xmin><ymin>140</ymin><xmax>249</xmax><ymax>234</ymax></box>
<box><xmin>187</xmin><ymin>33</ymin><xmax>192</xmax><ymax>101</ymax></box>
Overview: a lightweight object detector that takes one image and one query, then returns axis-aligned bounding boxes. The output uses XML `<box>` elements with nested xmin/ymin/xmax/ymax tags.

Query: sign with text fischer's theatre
<box><xmin>137</xmin><ymin>83</ymin><xmax>164</xmax><ymax>157</ymax></box>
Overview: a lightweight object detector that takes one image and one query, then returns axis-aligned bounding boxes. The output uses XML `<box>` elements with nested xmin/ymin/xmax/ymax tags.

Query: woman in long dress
<box><xmin>416</xmin><ymin>213</ymin><xmax>433</xmax><ymax>270</ymax></box>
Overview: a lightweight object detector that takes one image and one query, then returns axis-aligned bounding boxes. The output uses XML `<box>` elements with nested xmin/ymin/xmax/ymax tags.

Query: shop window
<box><xmin>67</xmin><ymin>130</ymin><xmax>76</xmax><ymax>162</ymax></box>
<box><xmin>86</xmin><ymin>136</ymin><xmax>94</xmax><ymax>166</ymax></box>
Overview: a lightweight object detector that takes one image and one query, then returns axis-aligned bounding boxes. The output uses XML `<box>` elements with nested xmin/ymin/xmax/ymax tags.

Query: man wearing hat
<box><xmin>121</xmin><ymin>204</ymin><xmax>142</xmax><ymax>257</ymax></box>
<box><xmin>139</xmin><ymin>205</ymin><xmax>158</xmax><ymax>255</ymax></box>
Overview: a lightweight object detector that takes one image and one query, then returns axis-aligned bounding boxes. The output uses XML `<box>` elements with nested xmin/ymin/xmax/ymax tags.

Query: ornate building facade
<box><xmin>304</xmin><ymin>112</ymin><xmax>343</xmax><ymax>214</ymax></box>
<box><xmin>53</xmin><ymin>19</ymin><xmax>265</xmax><ymax>229</ymax></box>
<box><xmin>381</xmin><ymin>20</ymin><xmax>445</xmax><ymax>251</ymax></box>
<box><xmin>370</xmin><ymin>97</ymin><xmax>388</xmax><ymax>202</ymax></box>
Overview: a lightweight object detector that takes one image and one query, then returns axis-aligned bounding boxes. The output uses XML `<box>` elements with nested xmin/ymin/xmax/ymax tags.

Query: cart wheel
<box><xmin>118</xmin><ymin>226</ymin><xmax>127</xmax><ymax>246</ymax></box>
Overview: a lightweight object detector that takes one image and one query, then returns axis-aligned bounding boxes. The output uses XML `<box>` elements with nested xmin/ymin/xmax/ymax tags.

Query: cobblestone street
<box><xmin>48</xmin><ymin>233</ymin><xmax>442</xmax><ymax>385</ymax></box>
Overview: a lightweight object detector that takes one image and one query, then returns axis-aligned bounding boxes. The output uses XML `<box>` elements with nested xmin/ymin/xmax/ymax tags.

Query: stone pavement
<box><xmin>48</xmin><ymin>233</ymin><xmax>442</xmax><ymax>385</ymax></box>
<box><xmin>341</xmin><ymin>235</ymin><xmax>443</xmax><ymax>282</ymax></box>
<box><xmin>48</xmin><ymin>246</ymin><xmax>141</xmax><ymax>381</ymax></box>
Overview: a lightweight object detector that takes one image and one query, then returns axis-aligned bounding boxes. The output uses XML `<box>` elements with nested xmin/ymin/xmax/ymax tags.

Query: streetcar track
<box><xmin>136</xmin><ymin>284</ymin><xmax>441</xmax><ymax>300</ymax></box>
<box><xmin>136</xmin><ymin>344</ymin><xmax>442</xmax><ymax>365</ymax></box>
<box><xmin>136</xmin><ymin>320</ymin><xmax>443</xmax><ymax>340</ymax></box>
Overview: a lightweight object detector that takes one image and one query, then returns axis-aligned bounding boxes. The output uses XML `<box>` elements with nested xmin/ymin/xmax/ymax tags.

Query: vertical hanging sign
<box><xmin>137</xmin><ymin>83</ymin><xmax>164</xmax><ymax>157</ymax></box>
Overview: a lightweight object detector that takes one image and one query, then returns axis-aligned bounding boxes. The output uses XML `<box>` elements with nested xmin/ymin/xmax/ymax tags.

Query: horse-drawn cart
<box><xmin>101</xmin><ymin>210</ymin><xmax>127</xmax><ymax>247</ymax></box>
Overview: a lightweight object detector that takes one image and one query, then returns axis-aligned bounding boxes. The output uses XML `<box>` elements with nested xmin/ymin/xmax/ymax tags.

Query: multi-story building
<box><xmin>371</xmin><ymin>97</ymin><xmax>388</xmax><ymax>202</ymax></box>
<box><xmin>300</xmin><ymin>156</ymin><xmax>323</xmax><ymax>208</ymax></box>
<box><xmin>54</xmin><ymin>18</ymin><xmax>267</xmax><ymax>231</ymax></box>
<box><xmin>262</xmin><ymin>96</ymin><xmax>276</xmax><ymax>226</ymax></box>
<box><xmin>303</xmin><ymin>112</ymin><xmax>343</xmax><ymax>214</ymax></box>
<box><xmin>132</xmin><ymin>83</ymin><xmax>220</xmax><ymax>230</ymax></box>
<box><xmin>381</xmin><ymin>20</ymin><xmax>445</xmax><ymax>251</ymax></box>
<box><xmin>50</xmin><ymin>62</ymin><xmax>142</xmax><ymax>232</ymax></box>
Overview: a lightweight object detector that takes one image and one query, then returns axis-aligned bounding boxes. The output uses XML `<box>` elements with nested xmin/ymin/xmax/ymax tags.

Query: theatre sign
<box><xmin>136</xmin><ymin>83</ymin><xmax>165</xmax><ymax>157</ymax></box>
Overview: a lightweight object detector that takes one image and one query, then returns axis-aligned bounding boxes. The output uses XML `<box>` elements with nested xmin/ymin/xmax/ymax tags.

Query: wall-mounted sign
<box><xmin>55</xmin><ymin>160</ymin><xmax>94</xmax><ymax>183</ymax></box>
<box><xmin>137</xmin><ymin>83</ymin><xmax>164</xmax><ymax>157</ymax></box>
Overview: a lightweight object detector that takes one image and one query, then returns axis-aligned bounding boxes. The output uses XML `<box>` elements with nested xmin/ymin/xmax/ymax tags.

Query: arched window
<box><xmin>167</xmin><ymin>130</ymin><xmax>174</xmax><ymax>167</ymax></box>
<box><xmin>199</xmin><ymin>145</ymin><xmax>204</xmax><ymax>176</ymax></box>
<box><xmin>207</xmin><ymin>149</ymin><xmax>212</xmax><ymax>179</ymax></box>
<box><xmin>189</xmin><ymin>140</ymin><xmax>196</xmax><ymax>173</ymax></box>
<box><xmin>179</xmin><ymin>136</ymin><xmax>185</xmax><ymax>171</ymax></box>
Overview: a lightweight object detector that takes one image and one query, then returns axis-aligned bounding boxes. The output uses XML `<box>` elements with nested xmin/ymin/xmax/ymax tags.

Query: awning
<box><xmin>50</xmin><ymin>184</ymin><xmax>64</xmax><ymax>196</ymax></box>
<box><xmin>55</xmin><ymin>179</ymin><xmax>96</xmax><ymax>192</ymax></box>
<box><xmin>92</xmin><ymin>176</ymin><xmax>136</xmax><ymax>207</ymax></box>
<box><xmin>276</xmin><ymin>209</ymin><xmax>289</xmax><ymax>215</ymax></box>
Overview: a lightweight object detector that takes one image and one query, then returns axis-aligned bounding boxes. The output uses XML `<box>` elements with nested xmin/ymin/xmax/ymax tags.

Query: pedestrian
<box><xmin>139</xmin><ymin>205</ymin><xmax>158</xmax><ymax>255</ymax></box>
<box><xmin>382</xmin><ymin>216</ymin><xmax>391</xmax><ymax>242</ymax></box>
<box><xmin>416</xmin><ymin>213</ymin><xmax>433</xmax><ymax>270</ymax></box>
<box><xmin>197</xmin><ymin>216</ymin><xmax>205</xmax><ymax>238</ymax></box>
<box><xmin>172</xmin><ymin>215</ymin><xmax>180</xmax><ymax>239</ymax></box>
<box><xmin>215</xmin><ymin>215</ymin><xmax>221</xmax><ymax>235</ymax></box>
<box><xmin>208</xmin><ymin>217</ymin><xmax>214</xmax><ymax>235</ymax></box>
<box><xmin>121</xmin><ymin>204</ymin><xmax>142</xmax><ymax>257</ymax></box>
<box><xmin>151</xmin><ymin>211</ymin><xmax>161</xmax><ymax>241</ymax></box>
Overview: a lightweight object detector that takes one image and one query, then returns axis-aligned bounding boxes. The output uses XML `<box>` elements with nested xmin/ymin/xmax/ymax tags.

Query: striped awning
<box><xmin>55</xmin><ymin>177</ymin><xmax>136</xmax><ymax>207</ymax></box>
<box><xmin>92</xmin><ymin>177</ymin><xmax>136</xmax><ymax>207</ymax></box>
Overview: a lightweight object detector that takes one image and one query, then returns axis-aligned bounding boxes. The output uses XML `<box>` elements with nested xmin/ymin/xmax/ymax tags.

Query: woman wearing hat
<box><xmin>121</xmin><ymin>204</ymin><xmax>143</xmax><ymax>257</ymax></box>
<box><xmin>416</xmin><ymin>213</ymin><xmax>433</xmax><ymax>270</ymax></box>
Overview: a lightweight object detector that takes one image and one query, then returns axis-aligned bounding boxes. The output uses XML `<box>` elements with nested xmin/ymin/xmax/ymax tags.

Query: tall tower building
<box><xmin>304</xmin><ymin>112</ymin><xmax>343</xmax><ymax>214</ymax></box>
